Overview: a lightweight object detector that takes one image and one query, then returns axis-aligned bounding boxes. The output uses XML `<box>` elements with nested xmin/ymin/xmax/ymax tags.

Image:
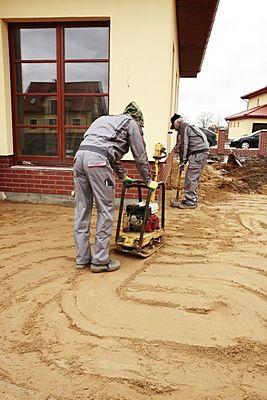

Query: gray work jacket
<box><xmin>80</xmin><ymin>114</ymin><xmax>151</xmax><ymax>183</ymax></box>
<box><xmin>178</xmin><ymin>122</ymin><xmax>209</xmax><ymax>163</ymax></box>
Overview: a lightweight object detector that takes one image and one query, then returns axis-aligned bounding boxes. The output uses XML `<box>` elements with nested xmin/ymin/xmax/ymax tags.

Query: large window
<box><xmin>9</xmin><ymin>22</ymin><xmax>109</xmax><ymax>164</ymax></box>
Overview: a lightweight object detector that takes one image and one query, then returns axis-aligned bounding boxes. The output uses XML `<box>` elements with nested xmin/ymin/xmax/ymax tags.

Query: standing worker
<box><xmin>170</xmin><ymin>113</ymin><xmax>209</xmax><ymax>209</ymax></box>
<box><xmin>74</xmin><ymin>102</ymin><xmax>158</xmax><ymax>273</ymax></box>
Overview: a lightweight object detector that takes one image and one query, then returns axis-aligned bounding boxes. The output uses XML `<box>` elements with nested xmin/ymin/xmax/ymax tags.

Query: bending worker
<box><xmin>74</xmin><ymin>102</ymin><xmax>158</xmax><ymax>273</ymax></box>
<box><xmin>170</xmin><ymin>113</ymin><xmax>209</xmax><ymax>209</ymax></box>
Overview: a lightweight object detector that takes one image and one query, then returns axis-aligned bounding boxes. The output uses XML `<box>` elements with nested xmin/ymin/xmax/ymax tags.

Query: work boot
<box><xmin>178</xmin><ymin>201</ymin><xmax>197</xmax><ymax>209</ymax></box>
<box><xmin>91</xmin><ymin>259</ymin><xmax>121</xmax><ymax>273</ymax></box>
<box><xmin>76</xmin><ymin>263</ymin><xmax>90</xmax><ymax>270</ymax></box>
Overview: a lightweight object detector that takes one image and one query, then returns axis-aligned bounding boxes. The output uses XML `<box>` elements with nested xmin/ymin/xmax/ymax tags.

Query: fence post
<box><xmin>217</xmin><ymin>130</ymin><xmax>228</xmax><ymax>155</ymax></box>
<box><xmin>258</xmin><ymin>130</ymin><xmax>267</xmax><ymax>156</ymax></box>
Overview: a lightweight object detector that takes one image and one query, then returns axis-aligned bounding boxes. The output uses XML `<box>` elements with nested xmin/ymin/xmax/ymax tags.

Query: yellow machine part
<box><xmin>117</xmin><ymin>228</ymin><xmax>164</xmax><ymax>248</ymax></box>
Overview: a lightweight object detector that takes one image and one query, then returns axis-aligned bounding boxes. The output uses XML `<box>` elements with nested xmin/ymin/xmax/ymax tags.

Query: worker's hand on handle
<box><xmin>147</xmin><ymin>180</ymin><xmax>158</xmax><ymax>191</ymax></box>
<box><xmin>123</xmin><ymin>175</ymin><xmax>133</xmax><ymax>184</ymax></box>
<box><xmin>179</xmin><ymin>162</ymin><xmax>186</xmax><ymax>172</ymax></box>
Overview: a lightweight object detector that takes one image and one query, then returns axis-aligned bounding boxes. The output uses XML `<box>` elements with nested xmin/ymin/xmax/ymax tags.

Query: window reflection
<box><xmin>65</xmin><ymin>95</ymin><xmax>108</xmax><ymax>157</ymax></box>
<box><xmin>10</xmin><ymin>24</ymin><xmax>109</xmax><ymax>162</ymax></box>
<box><xmin>19</xmin><ymin>128</ymin><xmax>57</xmax><ymax>156</ymax></box>
<box><xmin>65</xmin><ymin>63</ymin><xmax>108</xmax><ymax>93</ymax></box>
<box><xmin>65</xmin><ymin>27</ymin><xmax>109</xmax><ymax>59</ymax></box>
<box><xmin>65</xmin><ymin>96</ymin><xmax>108</xmax><ymax>126</ymax></box>
<box><xmin>16</xmin><ymin>64</ymin><xmax>57</xmax><ymax>93</ymax></box>
<box><xmin>65</xmin><ymin>129</ymin><xmax>85</xmax><ymax>157</ymax></box>
<box><xmin>17</xmin><ymin>95</ymin><xmax>58</xmax><ymax>125</ymax></box>
<box><xmin>14</xmin><ymin>29</ymin><xmax>56</xmax><ymax>60</ymax></box>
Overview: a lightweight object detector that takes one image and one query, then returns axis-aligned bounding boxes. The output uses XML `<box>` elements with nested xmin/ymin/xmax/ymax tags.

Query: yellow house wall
<box><xmin>228</xmin><ymin>119</ymin><xmax>251</xmax><ymax>139</ymax></box>
<box><xmin>167</xmin><ymin>0</ymin><xmax>179</xmax><ymax>153</ymax></box>
<box><xmin>0</xmin><ymin>20</ymin><xmax>13</xmax><ymax>155</ymax></box>
<box><xmin>0</xmin><ymin>0</ymin><xmax>179</xmax><ymax>159</ymax></box>
<box><xmin>228</xmin><ymin>118</ymin><xmax>267</xmax><ymax>139</ymax></box>
<box><xmin>248</xmin><ymin>93</ymin><xmax>267</xmax><ymax>109</ymax></box>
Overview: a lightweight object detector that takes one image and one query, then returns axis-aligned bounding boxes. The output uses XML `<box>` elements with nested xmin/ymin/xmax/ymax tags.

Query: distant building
<box><xmin>226</xmin><ymin>86</ymin><xmax>267</xmax><ymax>139</ymax></box>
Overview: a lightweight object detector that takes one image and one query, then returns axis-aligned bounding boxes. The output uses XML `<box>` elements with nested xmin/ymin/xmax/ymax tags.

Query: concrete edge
<box><xmin>0</xmin><ymin>191</ymin><xmax>137</xmax><ymax>207</ymax></box>
<box><xmin>2</xmin><ymin>192</ymin><xmax>74</xmax><ymax>206</ymax></box>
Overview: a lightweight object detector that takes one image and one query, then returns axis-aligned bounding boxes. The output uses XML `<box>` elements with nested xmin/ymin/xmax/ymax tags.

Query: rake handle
<box><xmin>175</xmin><ymin>168</ymin><xmax>183</xmax><ymax>201</ymax></box>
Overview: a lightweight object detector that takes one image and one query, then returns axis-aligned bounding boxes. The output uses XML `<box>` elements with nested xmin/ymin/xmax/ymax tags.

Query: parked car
<box><xmin>229</xmin><ymin>131</ymin><xmax>260</xmax><ymax>149</ymax></box>
<box><xmin>199</xmin><ymin>127</ymin><xmax>217</xmax><ymax>147</ymax></box>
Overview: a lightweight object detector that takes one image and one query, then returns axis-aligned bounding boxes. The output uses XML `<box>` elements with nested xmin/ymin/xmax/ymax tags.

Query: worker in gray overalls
<box><xmin>74</xmin><ymin>102</ymin><xmax>158</xmax><ymax>273</ymax></box>
<box><xmin>170</xmin><ymin>114</ymin><xmax>209</xmax><ymax>209</ymax></box>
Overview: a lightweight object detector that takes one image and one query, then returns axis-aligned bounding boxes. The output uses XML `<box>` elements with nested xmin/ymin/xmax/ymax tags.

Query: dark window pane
<box><xmin>14</xmin><ymin>28</ymin><xmax>56</xmax><ymax>60</ymax></box>
<box><xmin>16</xmin><ymin>63</ymin><xmax>57</xmax><ymax>93</ymax></box>
<box><xmin>65</xmin><ymin>128</ymin><xmax>85</xmax><ymax>157</ymax></box>
<box><xmin>64</xmin><ymin>27</ymin><xmax>108</xmax><ymax>59</ymax></box>
<box><xmin>65</xmin><ymin>63</ymin><xmax>108</xmax><ymax>93</ymax></box>
<box><xmin>49</xmin><ymin>99</ymin><xmax>57</xmax><ymax>114</ymax></box>
<box><xmin>18</xmin><ymin>128</ymin><xmax>57</xmax><ymax>156</ymax></box>
<box><xmin>65</xmin><ymin>96</ymin><xmax>108</xmax><ymax>125</ymax></box>
<box><xmin>17</xmin><ymin>96</ymin><xmax>57</xmax><ymax>125</ymax></box>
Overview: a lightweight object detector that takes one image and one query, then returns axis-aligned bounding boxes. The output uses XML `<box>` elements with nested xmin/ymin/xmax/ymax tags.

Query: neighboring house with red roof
<box><xmin>226</xmin><ymin>86</ymin><xmax>267</xmax><ymax>139</ymax></box>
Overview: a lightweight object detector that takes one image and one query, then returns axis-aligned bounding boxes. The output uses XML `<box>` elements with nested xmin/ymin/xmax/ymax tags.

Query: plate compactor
<box><xmin>115</xmin><ymin>143</ymin><xmax>166</xmax><ymax>258</ymax></box>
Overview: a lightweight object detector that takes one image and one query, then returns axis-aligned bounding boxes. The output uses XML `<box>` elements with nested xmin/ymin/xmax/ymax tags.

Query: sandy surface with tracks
<box><xmin>0</xmin><ymin>179</ymin><xmax>267</xmax><ymax>399</ymax></box>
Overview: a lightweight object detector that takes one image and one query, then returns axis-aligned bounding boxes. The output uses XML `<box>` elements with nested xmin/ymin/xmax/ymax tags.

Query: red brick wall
<box><xmin>258</xmin><ymin>131</ymin><xmax>267</xmax><ymax>156</ymax></box>
<box><xmin>0</xmin><ymin>156</ymin><xmax>173</xmax><ymax>199</ymax></box>
<box><xmin>1</xmin><ymin>133</ymin><xmax>264</xmax><ymax>200</ymax></box>
<box><xmin>209</xmin><ymin>130</ymin><xmax>267</xmax><ymax>157</ymax></box>
<box><xmin>114</xmin><ymin>161</ymin><xmax>153</xmax><ymax>199</ymax></box>
<box><xmin>216</xmin><ymin>130</ymin><xmax>229</xmax><ymax>154</ymax></box>
<box><xmin>0</xmin><ymin>156</ymin><xmax>74</xmax><ymax>196</ymax></box>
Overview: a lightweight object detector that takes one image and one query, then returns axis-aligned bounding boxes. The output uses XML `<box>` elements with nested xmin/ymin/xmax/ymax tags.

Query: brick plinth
<box><xmin>0</xmin><ymin>157</ymin><xmax>73</xmax><ymax>196</ymax></box>
<box><xmin>0</xmin><ymin>156</ymin><xmax>173</xmax><ymax>201</ymax></box>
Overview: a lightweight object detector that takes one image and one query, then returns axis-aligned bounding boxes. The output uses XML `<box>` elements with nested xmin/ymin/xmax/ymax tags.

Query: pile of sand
<box><xmin>168</xmin><ymin>157</ymin><xmax>267</xmax><ymax>204</ymax></box>
<box><xmin>217</xmin><ymin>157</ymin><xmax>267</xmax><ymax>194</ymax></box>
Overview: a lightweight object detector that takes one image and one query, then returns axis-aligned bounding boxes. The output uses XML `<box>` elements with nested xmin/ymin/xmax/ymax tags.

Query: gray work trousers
<box><xmin>73</xmin><ymin>150</ymin><xmax>115</xmax><ymax>266</ymax></box>
<box><xmin>184</xmin><ymin>152</ymin><xmax>208</xmax><ymax>205</ymax></box>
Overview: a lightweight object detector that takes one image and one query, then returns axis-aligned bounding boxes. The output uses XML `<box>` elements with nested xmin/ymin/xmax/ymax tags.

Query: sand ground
<box><xmin>0</xmin><ymin>171</ymin><xmax>267</xmax><ymax>399</ymax></box>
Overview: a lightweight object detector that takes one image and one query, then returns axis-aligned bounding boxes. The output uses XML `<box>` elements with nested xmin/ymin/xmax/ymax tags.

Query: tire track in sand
<box><xmin>0</xmin><ymin>196</ymin><xmax>266</xmax><ymax>399</ymax></box>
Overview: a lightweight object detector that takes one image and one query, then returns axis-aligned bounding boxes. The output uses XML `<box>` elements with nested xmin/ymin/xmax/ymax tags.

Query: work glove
<box><xmin>123</xmin><ymin>175</ymin><xmax>133</xmax><ymax>184</ymax></box>
<box><xmin>147</xmin><ymin>180</ymin><xmax>158</xmax><ymax>191</ymax></box>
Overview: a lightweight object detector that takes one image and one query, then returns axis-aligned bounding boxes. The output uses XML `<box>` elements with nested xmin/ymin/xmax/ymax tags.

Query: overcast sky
<box><xmin>178</xmin><ymin>0</ymin><xmax>267</xmax><ymax>127</ymax></box>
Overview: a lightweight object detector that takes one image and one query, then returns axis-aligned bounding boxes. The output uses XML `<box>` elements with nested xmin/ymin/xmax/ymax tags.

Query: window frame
<box><xmin>9</xmin><ymin>21</ymin><xmax>110</xmax><ymax>165</ymax></box>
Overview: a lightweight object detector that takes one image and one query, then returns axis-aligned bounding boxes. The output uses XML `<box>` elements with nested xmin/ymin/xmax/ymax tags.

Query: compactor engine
<box><xmin>123</xmin><ymin>202</ymin><xmax>160</xmax><ymax>233</ymax></box>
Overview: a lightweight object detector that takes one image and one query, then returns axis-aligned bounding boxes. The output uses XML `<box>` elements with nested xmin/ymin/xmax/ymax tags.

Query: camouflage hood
<box><xmin>123</xmin><ymin>101</ymin><xmax>144</xmax><ymax>127</ymax></box>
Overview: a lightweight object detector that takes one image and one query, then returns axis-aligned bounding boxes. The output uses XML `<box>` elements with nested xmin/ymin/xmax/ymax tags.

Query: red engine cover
<box><xmin>144</xmin><ymin>214</ymin><xmax>160</xmax><ymax>232</ymax></box>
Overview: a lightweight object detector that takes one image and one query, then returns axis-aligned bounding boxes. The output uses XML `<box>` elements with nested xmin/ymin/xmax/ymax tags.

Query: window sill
<box><xmin>10</xmin><ymin>165</ymin><xmax>73</xmax><ymax>171</ymax></box>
